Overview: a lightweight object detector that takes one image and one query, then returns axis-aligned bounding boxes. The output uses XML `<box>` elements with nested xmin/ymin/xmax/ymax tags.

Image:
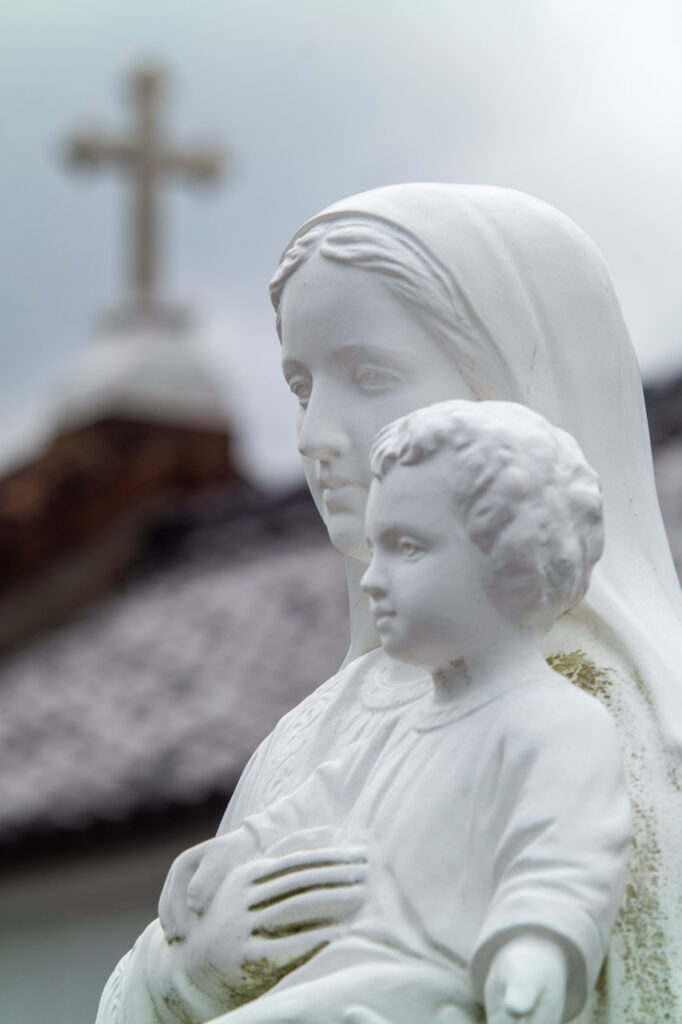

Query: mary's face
<box><xmin>280</xmin><ymin>254</ymin><xmax>473</xmax><ymax>562</ymax></box>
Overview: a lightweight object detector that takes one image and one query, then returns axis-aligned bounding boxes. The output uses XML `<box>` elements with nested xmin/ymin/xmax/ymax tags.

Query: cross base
<box><xmin>100</xmin><ymin>298</ymin><xmax>192</xmax><ymax>336</ymax></box>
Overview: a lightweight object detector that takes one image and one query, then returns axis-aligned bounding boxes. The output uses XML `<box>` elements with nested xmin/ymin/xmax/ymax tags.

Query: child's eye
<box><xmin>355</xmin><ymin>366</ymin><xmax>401</xmax><ymax>392</ymax></box>
<box><xmin>398</xmin><ymin>539</ymin><xmax>423</xmax><ymax>559</ymax></box>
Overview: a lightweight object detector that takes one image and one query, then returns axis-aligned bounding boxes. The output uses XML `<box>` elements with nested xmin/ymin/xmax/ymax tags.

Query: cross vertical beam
<box><xmin>133</xmin><ymin>69</ymin><xmax>159</xmax><ymax>303</ymax></box>
<box><xmin>66</xmin><ymin>66</ymin><xmax>222</xmax><ymax>323</ymax></box>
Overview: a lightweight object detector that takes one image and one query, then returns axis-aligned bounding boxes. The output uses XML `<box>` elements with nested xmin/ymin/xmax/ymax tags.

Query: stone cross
<box><xmin>67</xmin><ymin>67</ymin><xmax>222</xmax><ymax>319</ymax></box>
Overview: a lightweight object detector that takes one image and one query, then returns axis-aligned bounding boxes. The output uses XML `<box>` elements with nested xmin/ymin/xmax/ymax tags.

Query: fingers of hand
<box><xmin>186</xmin><ymin>850</ymin><xmax>236</xmax><ymax>914</ymax></box>
<box><xmin>159</xmin><ymin>848</ymin><xmax>205</xmax><ymax>940</ymax></box>
<box><xmin>249</xmin><ymin>861</ymin><xmax>367</xmax><ymax>910</ymax></box>
<box><xmin>251</xmin><ymin>846</ymin><xmax>367</xmax><ymax>886</ymax></box>
<box><xmin>251</xmin><ymin>884</ymin><xmax>365</xmax><ymax>934</ymax></box>
<box><xmin>504</xmin><ymin>979</ymin><xmax>541</xmax><ymax>1018</ymax></box>
<box><xmin>513</xmin><ymin>986</ymin><xmax>564</xmax><ymax>1024</ymax></box>
<box><xmin>250</xmin><ymin>923</ymin><xmax>344</xmax><ymax>964</ymax></box>
<box><xmin>487</xmin><ymin>1008</ymin><xmax>534</xmax><ymax>1024</ymax></box>
<box><xmin>488</xmin><ymin>984</ymin><xmax>561</xmax><ymax>1024</ymax></box>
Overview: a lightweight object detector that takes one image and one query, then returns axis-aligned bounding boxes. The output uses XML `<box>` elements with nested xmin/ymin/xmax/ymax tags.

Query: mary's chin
<box><xmin>324</xmin><ymin>509</ymin><xmax>371</xmax><ymax>563</ymax></box>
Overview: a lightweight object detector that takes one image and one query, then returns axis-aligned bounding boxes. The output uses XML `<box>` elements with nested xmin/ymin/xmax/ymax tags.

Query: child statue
<box><xmin>139</xmin><ymin>400</ymin><xmax>630</xmax><ymax>1024</ymax></box>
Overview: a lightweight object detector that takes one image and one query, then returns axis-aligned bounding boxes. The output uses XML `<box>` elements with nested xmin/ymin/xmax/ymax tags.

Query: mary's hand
<box><xmin>163</xmin><ymin>827</ymin><xmax>367</xmax><ymax>1007</ymax></box>
<box><xmin>159</xmin><ymin>828</ymin><xmax>258</xmax><ymax>942</ymax></box>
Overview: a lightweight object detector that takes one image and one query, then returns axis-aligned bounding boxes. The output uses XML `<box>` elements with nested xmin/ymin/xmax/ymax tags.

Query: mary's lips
<box><xmin>321</xmin><ymin>479</ymin><xmax>363</xmax><ymax>510</ymax></box>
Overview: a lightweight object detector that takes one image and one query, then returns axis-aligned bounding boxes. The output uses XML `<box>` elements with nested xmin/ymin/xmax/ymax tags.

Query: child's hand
<box><xmin>484</xmin><ymin>933</ymin><xmax>568</xmax><ymax>1024</ymax></box>
<box><xmin>159</xmin><ymin>828</ymin><xmax>257</xmax><ymax>941</ymax></box>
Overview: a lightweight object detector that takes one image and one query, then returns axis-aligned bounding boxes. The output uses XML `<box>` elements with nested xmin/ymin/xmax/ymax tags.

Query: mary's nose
<box><xmin>297</xmin><ymin>388</ymin><xmax>349</xmax><ymax>460</ymax></box>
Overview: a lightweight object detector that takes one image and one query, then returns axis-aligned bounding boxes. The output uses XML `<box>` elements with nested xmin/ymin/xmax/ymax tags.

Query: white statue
<box><xmin>96</xmin><ymin>185</ymin><xmax>682</xmax><ymax>1024</ymax></box>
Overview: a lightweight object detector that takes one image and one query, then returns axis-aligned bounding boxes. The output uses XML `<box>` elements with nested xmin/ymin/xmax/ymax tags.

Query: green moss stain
<box><xmin>631</xmin><ymin>670</ymin><xmax>682</xmax><ymax>794</ymax></box>
<box><xmin>546</xmin><ymin>649</ymin><xmax>613</xmax><ymax>703</ymax></box>
<box><xmin>253</xmin><ymin>857</ymin><xmax>365</xmax><ymax>886</ymax></box>
<box><xmin>252</xmin><ymin>918</ymin><xmax>335</xmax><ymax>939</ymax></box>
<box><xmin>593</xmin><ymin>960</ymin><xmax>608</xmax><ymax>1019</ymax></box>
<box><xmin>159</xmin><ymin>983</ymin><xmax>199</xmax><ymax>1024</ymax></box>
<box><xmin>224</xmin><ymin>942</ymin><xmax>329</xmax><ymax>1009</ymax></box>
<box><xmin>249</xmin><ymin>881</ymin><xmax>354</xmax><ymax>912</ymax></box>
<box><xmin>547</xmin><ymin>649</ymin><xmax>678</xmax><ymax>1022</ymax></box>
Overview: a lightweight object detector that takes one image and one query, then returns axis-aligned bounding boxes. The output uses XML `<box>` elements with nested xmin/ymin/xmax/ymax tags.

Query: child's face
<box><xmin>362</xmin><ymin>457</ymin><xmax>497</xmax><ymax>672</ymax></box>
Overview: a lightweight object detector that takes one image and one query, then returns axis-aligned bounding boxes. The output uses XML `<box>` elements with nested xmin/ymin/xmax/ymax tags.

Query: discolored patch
<box><xmin>547</xmin><ymin>649</ymin><xmax>679</xmax><ymax>1022</ymax></box>
<box><xmin>224</xmin><ymin>943</ymin><xmax>329</xmax><ymax>1009</ymax></box>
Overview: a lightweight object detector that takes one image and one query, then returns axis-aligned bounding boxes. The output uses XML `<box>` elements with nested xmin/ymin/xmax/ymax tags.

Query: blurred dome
<box><xmin>56</xmin><ymin>321</ymin><xmax>227</xmax><ymax>431</ymax></box>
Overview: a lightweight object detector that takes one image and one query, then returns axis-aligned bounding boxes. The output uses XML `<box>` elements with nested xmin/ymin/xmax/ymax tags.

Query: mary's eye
<box><xmin>355</xmin><ymin>365</ymin><xmax>401</xmax><ymax>392</ymax></box>
<box><xmin>288</xmin><ymin>377</ymin><xmax>312</xmax><ymax>406</ymax></box>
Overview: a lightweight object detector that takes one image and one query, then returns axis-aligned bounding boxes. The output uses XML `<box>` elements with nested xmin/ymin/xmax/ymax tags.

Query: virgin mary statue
<box><xmin>96</xmin><ymin>185</ymin><xmax>682</xmax><ymax>1024</ymax></box>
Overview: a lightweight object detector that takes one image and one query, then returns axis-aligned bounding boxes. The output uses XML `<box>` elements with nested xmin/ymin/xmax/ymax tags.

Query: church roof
<box><xmin>0</xmin><ymin>489</ymin><xmax>348</xmax><ymax>847</ymax></box>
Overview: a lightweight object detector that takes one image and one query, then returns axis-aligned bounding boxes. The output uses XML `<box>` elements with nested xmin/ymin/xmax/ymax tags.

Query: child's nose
<box><xmin>361</xmin><ymin>559</ymin><xmax>388</xmax><ymax>597</ymax></box>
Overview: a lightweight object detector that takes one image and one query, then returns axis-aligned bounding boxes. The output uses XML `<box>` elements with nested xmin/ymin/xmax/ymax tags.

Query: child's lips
<box><xmin>372</xmin><ymin>606</ymin><xmax>396</xmax><ymax>627</ymax></box>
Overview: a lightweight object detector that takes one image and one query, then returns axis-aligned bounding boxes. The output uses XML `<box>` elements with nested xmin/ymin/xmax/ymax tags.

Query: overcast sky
<box><xmin>3</xmin><ymin>0</ymin><xmax>682</xmax><ymax>486</ymax></box>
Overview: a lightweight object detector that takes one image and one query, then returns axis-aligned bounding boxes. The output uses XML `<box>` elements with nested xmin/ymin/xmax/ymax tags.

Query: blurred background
<box><xmin>1</xmin><ymin>2</ymin><xmax>682</xmax><ymax>1021</ymax></box>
